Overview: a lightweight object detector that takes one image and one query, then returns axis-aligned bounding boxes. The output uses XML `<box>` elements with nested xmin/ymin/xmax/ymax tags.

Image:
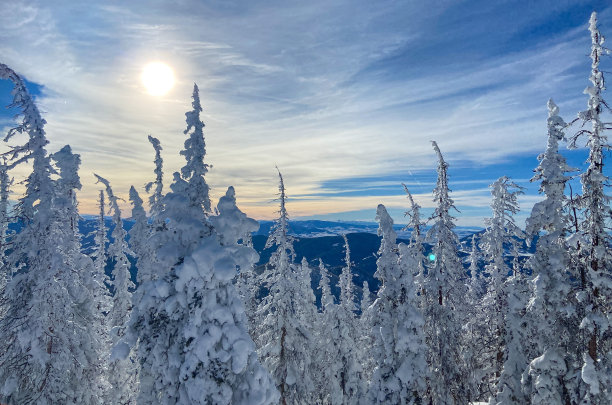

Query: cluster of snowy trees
<box><xmin>0</xmin><ymin>11</ymin><xmax>611</xmax><ymax>405</ymax></box>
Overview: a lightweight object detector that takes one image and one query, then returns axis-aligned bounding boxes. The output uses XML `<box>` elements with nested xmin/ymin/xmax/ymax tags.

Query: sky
<box><xmin>0</xmin><ymin>0</ymin><xmax>611</xmax><ymax>227</ymax></box>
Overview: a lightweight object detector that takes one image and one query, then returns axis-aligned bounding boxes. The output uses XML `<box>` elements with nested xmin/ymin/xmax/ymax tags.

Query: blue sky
<box><xmin>0</xmin><ymin>0</ymin><xmax>610</xmax><ymax>226</ymax></box>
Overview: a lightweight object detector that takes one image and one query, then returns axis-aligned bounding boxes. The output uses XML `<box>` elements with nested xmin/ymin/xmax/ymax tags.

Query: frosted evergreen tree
<box><xmin>467</xmin><ymin>235</ymin><xmax>484</xmax><ymax>302</ymax></box>
<box><xmin>121</xmin><ymin>86</ymin><xmax>277</xmax><ymax>405</ymax></box>
<box><xmin>359</xmin><ymin>280</ymin><xmax>375</xmax><ymax>383</ymax></box>
<box><xmin>368</xmin><ymin>204</ymin><xmax>427</xmax><ymax>404</ymax></box>
<box><xmin>129</xmin><ymin>186</ymin><xmax>153</xmax><ymax>284</ymax></box>
<box><xmin>315</xmin><ymin>259</ymin><xmax>343</xmax><ymax>404</ymax></box>
<box><xmin>519</xmin><ymin>100</ymin><xmax>583</xmax><ymax>404</ymax></box>
<box><xmin>90</xmin><ymin>190</ymin><xmax>111</xmax><ymax>372</ymax></box>
<box><xmin>145</xmin><ymin>135</ymin><xmax>165</xmax><ymax>229</ymax></box>
<box><xmin>181</xmin><ymin>83</ymin><xmax>211</xmax><ymax>215</ymax></box>
<box><xmin>95</xmin><ymin>174</ymin><xmax>137</xmax><ymax>404</ymax></box>
<box><xmin>479</xmin><ymin>176</ymin><xmax>524</xmax><ymax>396</ymax></box>
<box><xmin>254</xmin><ymin>170</ymin><xmax>316</xmax><ymax>404</ymax></box>
<box><xmin>402</xmin><ymin>185</ymin><xmax>427</xmax><ymax>295</ymax></box>
<box><xmin>463</xmin><ymin>234</ymin><xmax>489</xmax><ymax>401</ymax></box>
<box><xmin>423</xmin><ymin>142</ymin><xmax>469</xmax><ymax>404</ymax></box>
<box><xmin>92</xmin><ymin>190</ymin><xmax>109</xmax><ymax>300</ymax></box>
<box><xmin>0</xmin><ymin>65</ymin><xmax>104</xmax><ymax>404</ymax></box>
<box><xmin>331</xmin><ymin>235</ymin><xmax>365</xmax><ymax>404</ymax></box>
<box><xmin>0</xmin><ymin>160</ymin><xmax>11</xmax><ymax>291</ymax></box>
<box><xmin>568</xmin><ymin>12</ymin><xmax>612</xmax><ymax>402</ymax></box>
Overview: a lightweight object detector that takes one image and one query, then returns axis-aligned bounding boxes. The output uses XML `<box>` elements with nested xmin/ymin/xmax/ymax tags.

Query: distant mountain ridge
<box><xmin>75</xmin><ymin>217</ymin><xmax>533</xmax><ymax>307</ymax></box>
<box><xmin>254</xmin><ymin>219</ymin><xmax>483</xmax><ymax>239</ymax></box>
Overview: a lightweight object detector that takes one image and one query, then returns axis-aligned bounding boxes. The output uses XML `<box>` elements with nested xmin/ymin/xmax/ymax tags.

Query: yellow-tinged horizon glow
<box><xmin>141</xmin><ymin>62</ymin><xmax>175</xmax><ymax>96</ymax></box>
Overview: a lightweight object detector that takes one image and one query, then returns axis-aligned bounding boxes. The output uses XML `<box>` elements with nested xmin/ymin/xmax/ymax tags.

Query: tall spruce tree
<box><xmin>253</xmin><ymin>170</ymin><xmax>316</xmax><ymax>405</ymax></box>
<box><xmin>95</xmin><ymin>174</ymin><xmax>138</xmax><ymax>404</ymax></box>
<box><xmin>368</xmin><ymin>204</ymin><xmax>427</xmax><ymax>404</ymax></box>
<box><xmin>568</xmin><ymin>12</ymin><xmax>612</xmax><ymax>402</ymax></box>
<box><xmin>120</xmin><ymin>85</ymin><xmax>276</xmax><ymax>405</ymax></box>
<box><xmin>479</xmin><ymin>176</ymin><xmax>524</xmax><ymax>399</ymax></box>
<box><xmin>0</xmin><ymin>65</ymin><xmax>104</xmax><ymax>404</ymax></box>
<box><xmin>423</xmin><ymin>142</ymin><xmax>469</xmax><ymax>404</ymax></box>
<box><xmin>521</xmin><ymin>99</ymin><xmax>581</xmax><ymax>404</ymax></box>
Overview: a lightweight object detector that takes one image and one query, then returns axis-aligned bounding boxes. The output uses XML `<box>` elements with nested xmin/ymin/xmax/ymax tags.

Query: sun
<box><xmin>141</xmin><ymin>62</ymin><xmax>175</xmax><ymax>96</ymax></box>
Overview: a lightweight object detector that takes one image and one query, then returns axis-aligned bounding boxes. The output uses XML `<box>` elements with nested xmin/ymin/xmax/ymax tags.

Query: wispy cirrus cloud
<box><xmin>0</xmin><ymin>0</ymin><xmax>609</xmax><ymax>226</ymax></box>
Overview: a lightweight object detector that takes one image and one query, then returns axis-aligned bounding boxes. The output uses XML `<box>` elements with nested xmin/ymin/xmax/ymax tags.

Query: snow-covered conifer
<box><xmin>129</xmin><ymin>186</ymin><xmax>153</xmax><ymax>284</ymax></box>
<box><xmin>253</xmin><ymin>170</ymin><xmax>317</xmax><ymax>404</ymax></box>
<box><xmin>95</xmin><ymin>174</ymin><xmax>137</xmax><ymax>404</ymax></box>
<box><xmin>479</xmin><ymin>176</ymin><xmax>524</xmax><ymax>397</ymax></box>
<box><xmin>331</xmin><ymin>235</ymin><xmax>365</xmax><ymax>403</ymax></box>
<box><xmin>358</xmin><ymin>280</ymin><xmax>375</xmax><ymax>383</ymax></box>
<box><xmin>0</xmin><ymin>160</ymin><xmax>11</xmax><ymax>290</ymax></box>
<box><xmin>0</xmin><ymin>66</ymin><xmax>104</xmax><ymax>404</ymax></box>
<box><xmin>181</xmin><ymin>83</ymin><xmax>211</xmax><ymax>215</ymax></box>
<box><xmin>423</xmin><ymin>142</ymin><xmax>469</xmax><ymax>404</ymax></box>
<box><xmin>567</xmin><ymin>13</ymin><xmax>612</xmax><ymax>402</ymax></box>
<box><xmin>314</xmin><ymin>260</ymin><xmax>343</xmax><ymax>404</ymax></box>
<box><xmin>145</xmin><ymin>135</ymin><xmax>165</xmax><ymax>229</ymax></box>
<box><xmin>367</xmin><ymin>204</ymin><xmax>427</xmax><ymax>404</ymax></box>
<box><xmin>519</xmin><ymin>99</ymin><xmax>582</xmax><ymax>404</ymax></box>
<box><xmin>402</xmin><ymin>185</ymin><xmax>427</xmax><ymax>291</ymax></box>
<box><xmin>123</xmin><ymin>87</ymin><xmax>277</xmax><ymax>405</ymax></box>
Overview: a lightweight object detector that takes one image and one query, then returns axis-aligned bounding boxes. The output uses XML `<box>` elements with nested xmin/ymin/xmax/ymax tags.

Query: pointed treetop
<box><xmin>402</xmin><ymin>184</ymin><xmax>424</xmax><ymax>243</ymax></box>
<box><xmin>265</xmin><ymin>167</ymin><xmax>292</xmax><ymax>251</ymax></box>
<box><xmin>145</xmin><ymin>135</ymin><xmax>164</xmax><ymax>222</ymax></box>
<box><xmin>180</xmin><ymin>82</ymin><xmax>210</xmax><ymax>213</ymax></box>
<box><xmin>52</xmin><ymin>145</ymin><xmax>82</xmax><ymax>191</ymax></box>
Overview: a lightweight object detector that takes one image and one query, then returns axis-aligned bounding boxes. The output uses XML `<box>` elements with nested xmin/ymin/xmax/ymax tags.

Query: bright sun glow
<box><xmin>141</xmin><ymin>62</ymin><xmax>175</xmax><ymax>96</ymax></box>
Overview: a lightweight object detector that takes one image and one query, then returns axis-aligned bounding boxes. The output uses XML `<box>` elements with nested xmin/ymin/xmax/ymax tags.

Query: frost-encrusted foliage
<box><xmin>480</xmin><ymin>176</ymin><xmax>525</xmax><ymax>399</ymax></box>
<box><xmin>569</xmin><ymin>12</ymin><xmax>612</xmax><ymax>403</ymax></box>
<box><xmin>253</xmin><ymin>171</ymin><xmax>316</xmax><ymax>404</ymax></box>
<box><xmin>181</xmin><ymin>83</ymin><xmax>211</xmax><ymax>215</ymax></box>
<box><xmin>368</xmin><ymin>204</ymin><xmax>427</xmax><ymax>404</ymax></box>
<box><xmin>519</xmin><ymin>99</ymin><xmax>583</xmax><ymax>404</ymax></box>
<box><xmin>95</xmin><ymin>174</ymin><xmax>138</xmax><ymax>404</ymax></box>
<box><xmin>122</xmin><ymin>86</ymin><xmax>276</xmax><ymax>405</ymax></box>
<box><xmin>315</xmin><ymin>235</ymin><xmax>364</xmax><ymax>405</ymax></box>
<box><xmin>0</xmin><ymin>160</ymin><xmax>12</xmax><ymax>290</ymax></box>
<box><xmin>0</xmin><ymin>66</ymin><xmax>105</xmax><ymax>404</ymax></box>
<box><xmin>423</xmin><ymin>142</ymin><xmax>469</xmax><ymax>404</ymax></box>
<box><xmin>145</xmin><ymin>135</ymin><xmax>165</xmax><ymax>229</ymax></box>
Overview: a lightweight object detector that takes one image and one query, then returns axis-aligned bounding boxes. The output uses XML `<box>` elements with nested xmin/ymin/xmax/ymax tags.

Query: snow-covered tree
<box><xmin>254</xmin><ymin>170</ymin><xmax>316</xmax><ymax>404</ymax></box>
<box><xmin>462</xmin><ymin>234</ymin><xmax>489</xmax><ymax>401</ymax></box>
<box><xmin>145</xmin><ymin>135</ymin><xmax>165</xmax><ymax>229</ymax></box>
<box><xmin>95</xmin><ymin>174</ymin><xmax>137</xmax><ymax>404</ymax></box>
<box><xmin>122</xmin><ymin>86</ymin><xmax>277</xmax><ymax>405</ymax></box>
<box><xmin>359</xmin><ymin>280</ymin><xmax>375</xmax><ymax>383</ymax></box>
<box><xmin>568</xmin><ymin>12</ymin><xmax>612</xmax><ymax>402</ymax></box>
<box><xmin>314</xmin><ymin>259</ymin><xmax>343</xmax><ymax>404</ymax></box>
<box><xmin>367</xmin><ymin>204</ymin><xmax>427</xmax><ymax>404</ymax></box>
<box><xmin>0</xmin><ymin>159</ymin><xmax>12</xmax><ymax>291</ymax></box>
<box><xmin>519</xmin><ymin>100</ymin><xmax>583</xmax><ymax>403</ymax></box>
<box><xmin>0</xmin><ymin>65</ymin><xmax>104</xmax><ymax>404</ymax></box>
<box><xmin>129</xmin><ymin>186</ymin><xmax>153</xmax><ymax>284</ymax></box>
<box><xmin>329</xmin><ymin>235</ymin><xmax>365</xmax><ymax>404</ymax></box>
<box><xmin>402</xmin><ymin>185</ymin><xmax>426</xmax><ymax>286</ymax></box>
<box><xmin>479</xmin><ymin>176</ymin><xmax>524</xmax><ymax>398</ymax></box>
<box><xmin>423</xmin><ymin>141</ymin><xmax>469</xmax><ymax>404</ymax></box>
<box><xmin>181</xmin><ymin>83</ymin><xmax>211</xmax><ymax>215</ymax></box>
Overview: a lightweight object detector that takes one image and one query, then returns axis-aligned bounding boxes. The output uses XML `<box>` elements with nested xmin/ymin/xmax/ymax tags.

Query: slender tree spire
<box><xmin>94</xmin><ymin>174</ymin><xmax>137</xmax><ymax>404</ymax></box>
<box><xmin>423</xmin><ymin>141</ymin><xmax>469</xmax><ymax>404</ymax></box>
<box><xmin>568</xmin><ymin>12</ymin><xmax>612</xmax><ymax>402</ymax></box>
<box><xmin>180</xmin><ymin>83</ymin><xmax>211</xmax><ymax>214</ymax></box>
<box><xmin>145</xmin><ymin>135</ymin><xmax>164</xmax><ymax>228</ymax></box>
